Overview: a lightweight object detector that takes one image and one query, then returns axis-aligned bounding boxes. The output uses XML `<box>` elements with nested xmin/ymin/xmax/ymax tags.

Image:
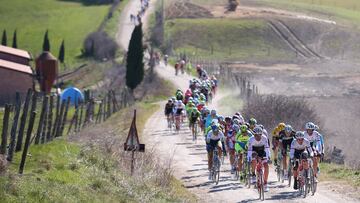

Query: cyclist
<box><xmin>248</xmin><ymin>118</ymin><xmax>257</xmax><ymax>132</ymax></box>
<box><xmin>180</xmin><ymin>60</ymin><xmax>186</xmax><ymax>74</ymax></box>
<box><xmin>205</xmin><ymin>110</ymin><xmax>219</xmax><ymax>130</ymax></box>
<box><xmin>304</xmin><ymin>122</ymin><xmax>322</xmax><ymax>181</ymax></box>
<box><xmin>235</xmin><ymin>124</ymin><xmax>252</xmax><ymax>178</ymax></box>
<box><xmin>164</xmin><ymin>54</ymin><xmax>168</xmax><ymax>66</ymax></box>
<box><xmin>206</xmin><ymin>122</ymin><xmax>226</xmax><ymax>179</ymax></box>
<box><xmin>247</xmin><ymin>126</ymin><xmax>271</xmax><ymax>192</ymax></box>
<box><xmin>164</xmin><ymin>99</ymin><xmax>174</xmax><ymax>123</ymax></box>
<box><xmin>279</xmin><ymin>125</ymin><xmax>296</xmax><ymax>180</ymax></box>
<box><xmin>272</xmin><ymin>122</ymin><xmax>286</xmax><ymax>166</ymax></box>
<box><xmin>173</xmin><ymin>100</ymin><xmax>185</xmax><ymax>129</ymax></box>
<box><xmin>189</xmin><ymin>106</ymin><xmax>201</xmax><ymax>136</ymax></box>
<box><xmin>196</xmin><ymin>64</ymin><xmax>203</xmax><ymax>78</ymax></box>
<box><xmin>175</xmin><ymin>62</ymin><xmax>179</xmax><ymax>75</ymax></box>
<box><xmin>290</xmin><ymin>131</ymin><xmax>313</xmax><ymax>190</ymax></box>
<box><xmin>315</xmin><ymin>124</ymin><xmax>325</xmax><ymax>160</ymax></box>
<box><xmin>175</xmin><ymin>89</ymin><xmax>184</xmax><ymax>101</ymax></box>
<box><xmin>210</xmin><ymin>75</ymin><xmax>218</xmax><ymax>95</ymax></box>
<box><xmin>226</xmin><ymin>124</ymin><xmax>240</xmax><ymax>174</ymax></box>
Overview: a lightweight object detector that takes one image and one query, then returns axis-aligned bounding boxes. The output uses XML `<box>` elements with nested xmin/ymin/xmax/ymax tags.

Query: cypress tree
<box><xmin>42</xmin><ymin>30</ymin><xmax>50</xmax><ymax>51</ymax></box>
<box><xmin>1</xmin><ymin>30</ymin><xmax>7</xmax><ymax>46</ymax></box>
<box><xmin>58</xmin><ymin>40</ymin><xmax>65</xmax><ymax>63</ymax></box>
<box><xmin>126</xmin><ymin>23</ymin><xmax>144</xmax><ymax>91</ymax></box>
<box><xmin>12</xmin><ymin>29</ymin><xmax>17</xmax><ymax>48</ymax></box>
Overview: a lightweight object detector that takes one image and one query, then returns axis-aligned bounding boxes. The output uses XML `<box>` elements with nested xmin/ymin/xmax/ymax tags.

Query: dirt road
<box><xmin>114</xmin><ymin>0</ymin><xmax>359</xmax><ymax>201</ymax></box>
<box><xmin>141</xmin><ymin>63</ymin><xmax>358</xmax><ymax>202</ymax></box>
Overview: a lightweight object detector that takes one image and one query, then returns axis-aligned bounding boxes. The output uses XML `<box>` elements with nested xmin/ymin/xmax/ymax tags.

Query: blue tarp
<box><xmin>60</xmin><ymin>87</ymin><xmax>84</xmax><ymax>106</ymax></box>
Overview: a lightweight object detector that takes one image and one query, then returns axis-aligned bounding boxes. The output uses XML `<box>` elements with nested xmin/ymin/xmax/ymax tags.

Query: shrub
<box><xmin>242</xmin><ymin>94</ymin><xmax>320</xmax><ymax>131</ymax></box>
<box><xmin>83</xmin><ymin>31</ymin><xmax>118</xmax><ymax>61</ymax></box>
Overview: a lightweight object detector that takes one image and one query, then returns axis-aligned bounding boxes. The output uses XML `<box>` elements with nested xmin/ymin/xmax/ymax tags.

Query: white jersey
<box><xmin>304</xmin><ymin>131</ymin><xmax>322</xmax><ymax>152</ymax></box>
<box><xmin>290</xmin><ymin>138</ymin><xmax>313</xmax><ymax>159</ymax></box>
<box><xmin>207</xmin><ymin>130</ymin><xmax>225</xmax><ymax>141</ymax></box>
<box><xmin>247</xmin><ymin>135</ymin><xmax>271</xmax><ymax>160</ymax></box>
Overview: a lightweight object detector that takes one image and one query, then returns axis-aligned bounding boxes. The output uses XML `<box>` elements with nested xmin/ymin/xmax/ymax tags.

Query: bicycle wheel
<box><xmin>258</xmin><ymin>171</ymin><xmax>265</xmax><ymax>201</ymax></box>
<box><xmin>194</xmin><ymin>123</ymin><xmax>198</xmax><ymax>142</ymax></box>
<box><xmin>288</xmin><ymin>164</ymin><xmax>292</xmax><ymax>187</ymax></box>
<box><xmin>247</xmin><ymin>162</ymin><xmax>251</xmax><ymax>188</ymax></box>
<box><xmin>276</xmin><ymin>165</ymin><xmax>281</xmax><ymax>182</ymax></box>
<box><xmin>214</xmin><ymin>157</ymin><xmax>221</xmax><ymax>185</ymax></box>
<box><xmin>304</xmin><ymin>169</ymin><xmax>309</xmax><ymax>198</ymax></box>
<box><xmin>310</xmin><ymin>168</ymin><xmax>317</xmax><ymax>195</ymax></box>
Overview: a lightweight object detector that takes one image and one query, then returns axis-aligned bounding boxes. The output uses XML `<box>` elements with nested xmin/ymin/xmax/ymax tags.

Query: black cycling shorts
<box><xmin>282</xmin><ymin>139</ymin><xmax>293</xmax><ymax>155</ymax></box>
<box><xmin>252</xmin><ymin>146</ymin><xmax>266</xmax><ymax>158</ymax></box>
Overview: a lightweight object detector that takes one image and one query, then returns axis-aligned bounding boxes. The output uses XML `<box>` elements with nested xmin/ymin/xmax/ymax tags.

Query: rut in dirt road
<box><xmin>268</xmin><ymin>20</ymin><xmax>322</xmax><ymax>60</ymax></box>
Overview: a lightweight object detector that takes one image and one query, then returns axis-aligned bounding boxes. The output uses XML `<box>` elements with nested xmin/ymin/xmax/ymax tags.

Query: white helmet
<box><xmin>305</xmin><ymin>122</ymin><xmax>315</xmax><ymax>130</ymax></box>
<box><xmin>295</xmin><ymin>131</ymin><xmax>305</xmax><ymax>139</ymax></box>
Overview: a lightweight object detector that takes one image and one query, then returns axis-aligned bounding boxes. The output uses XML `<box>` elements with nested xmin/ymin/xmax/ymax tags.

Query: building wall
<box><xmin>0</xmin><ymin>68</ymin><xmax>33</xmax><ymax>105</ymax></box>
<box><xmin>0</xmin><ymin>53</ymin><xmax>29</xmax><ymax>65</ymax></box>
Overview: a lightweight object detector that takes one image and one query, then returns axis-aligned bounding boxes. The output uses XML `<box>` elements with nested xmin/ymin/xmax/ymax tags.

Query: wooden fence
<box><xmin>0</xmin><ymin>88</ymin><xmax>133</xmax><ymax>174</ymax></box>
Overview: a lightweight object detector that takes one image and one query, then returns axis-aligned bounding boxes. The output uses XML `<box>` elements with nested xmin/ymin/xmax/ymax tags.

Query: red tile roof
<box><xmin>0</xmin><ymin>59</ymin><xmax>33</xmax><ymax>74</ymax></box>
<box><xmin>0</xmin><ymin>45</ymin><xmax>31</xmax><ymax>59</ymax></box>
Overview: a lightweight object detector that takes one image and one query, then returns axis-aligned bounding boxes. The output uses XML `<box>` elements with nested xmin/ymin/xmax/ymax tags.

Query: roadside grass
<box><xmin>252</xmin><ymin>0</ymin><xmax>360</xmax><ymax>27</ymax></box>
<box><xmin>320</xmin><ymin>163</ymin><xmax>360</xmax><ymax>187</ymax></box>
<box><xmin>165</xmin><ymin>18</ymin><xmax>295</xmax><ymax>62</ymax></box>
<box><xmin>0</xmin><ymin>0</ymin><xmax>110</xmax><ymax>68</ymax></box>
<box><xmin>217</xmin><ymin>91</ymin><xmax>244</xmax><ymax>116</ymax></box>
<box><xmin>104</xmin><ymin>0</ymin><xmax>129</xmax><ymax>39</ymax></box>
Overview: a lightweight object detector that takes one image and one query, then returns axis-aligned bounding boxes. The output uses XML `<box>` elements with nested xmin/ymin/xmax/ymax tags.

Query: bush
<box><xmin>242</xmin><ymin>95</ymin><xmax>320</xmax><ymax>131</ymax></box>
<box><xmin>83</xmin><ymin>31</ymin><xmax>118</xmax><ymax>61</ymax></box>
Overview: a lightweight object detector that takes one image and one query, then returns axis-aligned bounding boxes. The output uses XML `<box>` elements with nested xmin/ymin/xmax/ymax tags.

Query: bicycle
<box><xmin>296</xmin><ymin>157</ymin><xmax>311</xmax><ymax>198</ymax></box>
<box><xmin>211</xmin><ymin>148</ymin><xmax>221</xmax><ymax>185</ymax></box>
<box><xmin>175</xmin><ymin>114</ymin><xmax>181</xmax><ymax>133</ymax></box>
<box><xmin>253</xmin><ymin>152</ymin><xmax>266</xmax><ymax>201</ymax></box>
<box><xmin>166</xmin><ymin>114</ymin><xmax>173</xmax><ymax>131</ymax></box>
<box><xmin>193</xmin><ymin>121</ymin><xmax>198</xmax><ymax>142</ymax></box>
<box><xmin>275</xmin><ymin>149</ymin><xmax>283</xmax><ymax>183</ymax></box>
<box><xmin>233</xmin><ymin>153</ymin><xmax>239</xmax><ymax>180</ymax></box>
<box><xmin>309</xmin><ymin>158</ymin><xmax>317</xmax><ymax>195</ymax></box>
<box><xmin>287</xmin><ymin>155</ymin><xmax>293</xmax><ymax>187</ymax></box>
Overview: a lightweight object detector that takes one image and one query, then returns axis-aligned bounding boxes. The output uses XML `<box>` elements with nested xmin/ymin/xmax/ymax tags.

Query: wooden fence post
<box><xmin>78</xmin><ymin>104</ymin><xmax>84</xmax><ymax>131</ymax></box>
<box><xmin>7</xmin><ymin>92</ymin><xmax>22</xmax><ymax>161</ymax></box>
<box><xmin>41</xmin><ymin>96</ymin><xmax>49</xmax><ymax>144</ymax></box>
<box><xmin>46</xmin><ymin>95</ymin><xmax>54</xmax><ymax>141</ymax></box>
<box><xmin>67</xmin><ymin>107</ymin><xmax>78</xmax><ymax>135</ymax></box>
<box><xmin>55</xmin><ymin>99</ymin><xmax>66</xmax><ymax>137</ymax></box>
<box><xmin>35</xmin><ymin>95</ymin><xmax>48</xmax><ymax>144</ymax></box>
<box><xmin>107</xmin><ymin>92</ymin><xmax>111</xmax><ymax>118</ymax></box>
<box><xmin>0</xmin><ymin>104</ymin><xmax>11</xmax><ymax>155</ymax></box>
<box><xmin>15</xmin><ymin>89</ymin><xmax>32</xmax><ymax>152</ymax></box>
<box><xmin>52</xmin><ymin>95</ymin><xmax>61</xmax><ymax>137</ymax></box>
<box><xmin>59</xmin><ymin>97</ymin><xmax>71</xmax><ymax>137</ymax></box>
<box><xmin>96</xmin><ymin>101</ymin><xmax>103</xmax><ymax>124</ymax></box>
<box><xmin>19</xmin><ymin>111</ymin><xmax>37</xmax><ymax>174</ymax></box>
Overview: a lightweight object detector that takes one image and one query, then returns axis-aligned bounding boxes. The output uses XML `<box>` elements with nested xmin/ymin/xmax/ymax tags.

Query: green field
<box><xmin>0</xmin><ymin>0</ymin><xmax>110</xmax><ymax>67</ymax></box>
<box><xmin>164</xmin><ymin>18</ymin><xmax>295</xmax><ymax>62</ymax></box>
<box><xmin>252</xmin><ymin>0</ymin><xmax>360</xmax><ymax>26</ymax></box>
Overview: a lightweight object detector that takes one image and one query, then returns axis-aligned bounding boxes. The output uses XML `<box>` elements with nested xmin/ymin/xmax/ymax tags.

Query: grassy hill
<box><xmin>0</xmin><ymin>0</ymin><xmax>110</xmax><ymax>67</ymax></box>
<box><xmin>247</xmin><ymin>0</ymin><xmax>360</xmax><ymax>26</ymax></box>
<box><xmin>164</xmin><ymin>18</ymin><xmax>296</xmax><ymax>63</ymax></box>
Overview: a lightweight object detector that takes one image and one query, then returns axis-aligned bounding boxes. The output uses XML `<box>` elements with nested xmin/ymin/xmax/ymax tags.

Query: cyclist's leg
<box><xmin>273</xmin><ymin>139</ymin><xmax>279</xmax><ymax>165</ymax></box>
<box><xmin>238</xmin><ymin>152</ymin><xmax>243</xmax><ymax>171</ymax></box>
<box><xmin>207</xmin><ymin>145</ymin><xmax>213</xmax><ymax>171</ymax></box>
<box><xmin>263</xmin><ymin>161</ymin><xmax>269</xmax><ymax>184</ymax></box>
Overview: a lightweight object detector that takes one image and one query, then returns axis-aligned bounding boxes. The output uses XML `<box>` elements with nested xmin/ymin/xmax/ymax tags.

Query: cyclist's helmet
<box><xmin>285</xmin><ymin>125</ymin><xmax>293</xmax><ymax>133</ymax></box>
<box><xmin>305</xmin><ymin>122</ymin><xmax>315</xmax><ymax>130</ymax></box>
<box><xmin>211</xmin><ymin>109</ymin><xmax>217</xmax><ymax>116</ymax></box>
<box><xmin>171</xmin><ymin>96</ymin><xmax>176</xmax><ymax>101</ymax></box>
<box><xmin>168</xmin><ymin>99</ymin><xmax>172</xmax><ymax>103</ymax></box>
<box><xmin>235</xmin><ymin>112</ymin><xmax>240</xmax><ymax>116</ymax></box>
<box><xmin>278</xmin><ymin>122</ymin><xmax>286</xmax><ymax>130</ymax></box>
<box><xmin>295</xmin><ymin>131</ymin><xmax>305</xmax><ymax>139</ymax></box>
<box><xmin>211</xmin><ymin>119</ymin><xmax>218</xmax><ymax>126</ymax></box>
<box><xmin>257</xmin><ymin>124</ymin><xmax>264</xmax><ymax>130</ymax></box>
<box><xmin>232</xmin><ymin>124</ymin><xmax>240</xmax><ymax>132</ymax></box>
<box><xmin>253</xmin><ymin>126</ymin><xmax>263</xmax><ymax>135</ymax></box>
<box><xmin>232</xmin><ymin>115</ymin><xmax>240</xmax><ymax>121</ymax></box>
<box><xmin>240</xmin><ymin>124</ymin><xmax>248</xmax><ymax>133</ymax></box>
<box><xmin>218</xmin><ymin>115</ymin><xmax>224</xmax><ymax>122</ymax></box>
<box><xmin>233</xmin><ymin>119</ymin><xmax>240</xmax><ymax>126</ymax></box>
<box><xmin>211</xmin><ymin>122</ymin><xmax>219</xmax><ymax>131</ymax></box>
<box><xmin>196</xmin><ymin>64</ymin><xmax>201</xmax><ymax>68</ymax></box>
<box><xmin>314</xmin><ymin>125</ymin><xmax>319</xmax><ymax>131</ymax></box>
<box><xmin>249</xmin><ymin>118</ymin><xmax>257</xmax><ymax>125</ymax></box>
<box><xmin>225</xmin><ymin>116</ymin><xmax>232</xmax><ymax>122</ymax></box>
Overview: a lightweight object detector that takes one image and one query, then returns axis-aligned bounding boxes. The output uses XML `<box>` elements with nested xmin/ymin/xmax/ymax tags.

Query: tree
<box><xmin>1</xmin><ymin>30</ymin><xmax>7</xmax><ymax>46</ymax></box>
<box><xmin>58</xmin><ymin>40</ymin><xmax>65</xmax><ymax>63</ymax></box>
<box><xmin>42</xmin><ymin>30</ymin><xmax>50</xmax><ymax>51</ymax></box>
<box><xmin>12</xmin><ymin>29</ymin><xmax>17</xmax><ymax>48</ymax></box>
<box><xmin>126</xmin><ymin>23</ymin><xmax>144</xmax><ymax>91</ymax></box>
